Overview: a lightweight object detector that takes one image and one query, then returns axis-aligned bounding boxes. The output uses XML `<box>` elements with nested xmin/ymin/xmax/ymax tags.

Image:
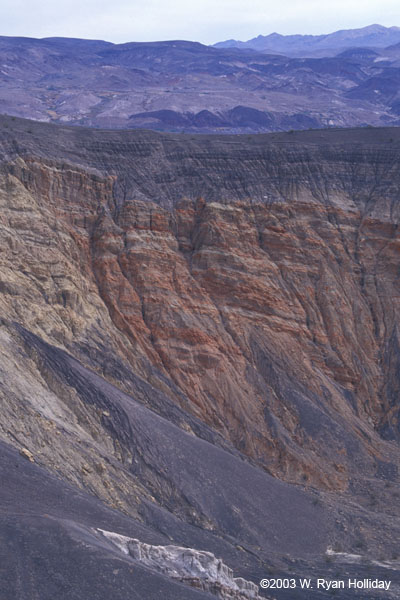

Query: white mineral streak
<box><xmin>326</xmin><ymin>547</ymin><xmax>363</xmax><ymax>563</ymax></box>
<box><xmin>98</xmin><ymin>529</ymin><xmax>131</xmax><ymax>555</ymax></box>
<box><xmin>326</xmin><ymin>547</ymin><xmax>400</xmax><ymax>570</ymax></box>
<box><xmin>98</xmin><ymin>528</ymin><xmax>263</xmax><ymax>599</ymax></box>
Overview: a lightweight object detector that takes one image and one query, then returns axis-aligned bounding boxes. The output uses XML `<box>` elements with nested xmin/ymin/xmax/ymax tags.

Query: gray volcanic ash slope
<box><xmin>0</xmin><ymin>117</ymin><xmax>399</xmax><ymax>598</ymax></box>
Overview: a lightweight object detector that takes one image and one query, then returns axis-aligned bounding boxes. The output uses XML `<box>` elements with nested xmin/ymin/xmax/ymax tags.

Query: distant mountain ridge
<box><xmin>2</xmin><ymin>31</ymin><xmax>400</xmax><ymax>132</ymax></box>
<box><xmin>214</xmin><ymin>24</ymin><xmax>400</xmax><ymax>57</ymax></box>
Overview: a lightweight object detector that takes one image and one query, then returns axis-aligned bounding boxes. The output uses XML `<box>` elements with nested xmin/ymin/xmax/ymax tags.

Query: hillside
<box><xmin>0</xmin><ymin>116</ymin><xmax>399</xmax><ymax>598</ymax></box>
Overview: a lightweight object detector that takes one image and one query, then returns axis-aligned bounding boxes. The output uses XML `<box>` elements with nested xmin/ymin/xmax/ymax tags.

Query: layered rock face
<box><xmin>88</xmin><ymin>192</ymin><xmax>398</xmax><ymax>490</ymax></box>
<box><xmin>1</xmin><ymin>118</ymin><xmax>400</xmax><ymax>489</ymax></box>
<box><xmin>1</xmin><ymin>118</ymin><xmax>400</xmax><ymax>599</ymax></box>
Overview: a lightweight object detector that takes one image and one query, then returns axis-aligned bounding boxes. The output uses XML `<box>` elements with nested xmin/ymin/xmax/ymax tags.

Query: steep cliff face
<box><xmin>1</xmin><ymin>118</ymin><xmax>400</xmax><ymax>599</ymax></box>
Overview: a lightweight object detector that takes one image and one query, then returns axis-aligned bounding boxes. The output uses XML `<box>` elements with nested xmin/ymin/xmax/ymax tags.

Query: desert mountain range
<box><xmin>2</xmin><ymin>25</ymin><xmax>400</xmax><ymax>132</ymax></box>
<box><xmin>215</xmin><ymin>24</ymin><xmax>400</xmax><ymax>56</ymax></box>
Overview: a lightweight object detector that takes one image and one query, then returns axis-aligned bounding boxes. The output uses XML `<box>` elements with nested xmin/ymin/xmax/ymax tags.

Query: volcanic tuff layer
<box><xmin>0</xmin><ymin>116</ymin><xmax>400</xmax><ymax>598</ymax></box>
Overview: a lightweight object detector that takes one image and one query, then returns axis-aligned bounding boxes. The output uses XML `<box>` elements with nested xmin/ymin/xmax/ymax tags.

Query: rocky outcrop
<box><xmin>99</xmin><ymin>529</ymin><xmax>264</xmax><ymax>600</ymax></box>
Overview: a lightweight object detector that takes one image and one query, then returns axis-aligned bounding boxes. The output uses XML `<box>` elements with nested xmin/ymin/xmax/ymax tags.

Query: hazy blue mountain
<box><xmin>214</xmin><ymin>24</ymin><xmax>400</xmax><ymax>57</ymax></box>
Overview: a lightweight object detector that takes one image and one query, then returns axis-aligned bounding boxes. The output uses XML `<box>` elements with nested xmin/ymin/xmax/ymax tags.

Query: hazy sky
<box><xmin>2</xmin><ymin>0</ymin><xmax>400</xmax><ymax>44</ymax></box>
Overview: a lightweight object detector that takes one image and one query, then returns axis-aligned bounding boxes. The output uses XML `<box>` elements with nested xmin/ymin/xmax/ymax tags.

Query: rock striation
<box><xmin>1</xmin><ymin>118</ymin><xmax>400</xmax><ymax>489</ymax></box>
